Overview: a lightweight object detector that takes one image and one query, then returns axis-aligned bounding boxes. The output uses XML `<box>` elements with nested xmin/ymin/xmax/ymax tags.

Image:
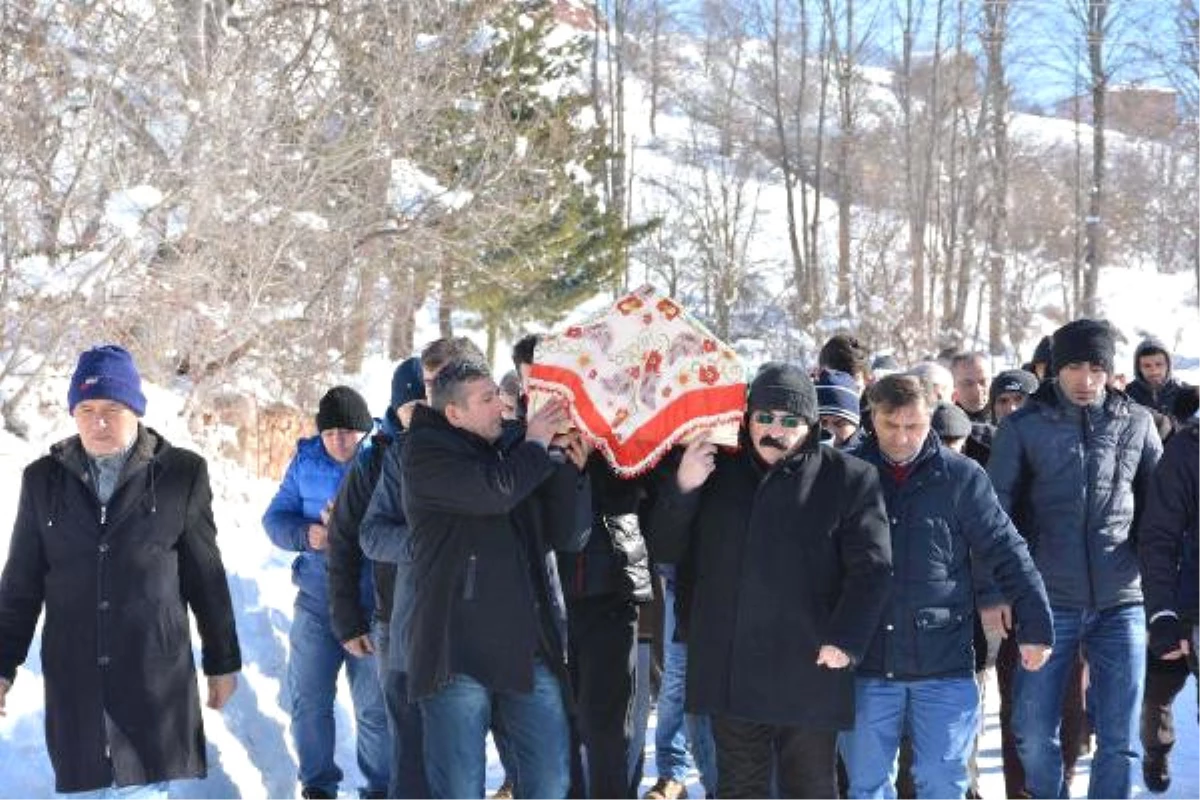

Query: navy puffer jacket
<box><xmin>988</xmin><ymin>381</ymin><xmax>1162</xmax><ymax>610</ymax></box>
<box><xmin>855</xmin><ymin>432</ymin><xmax>1052</xmax><ymax>680</ymax></box>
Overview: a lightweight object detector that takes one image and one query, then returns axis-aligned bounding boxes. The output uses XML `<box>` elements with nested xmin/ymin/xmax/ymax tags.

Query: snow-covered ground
<box><xmin>0</xmin><ymin>265</ymin><xmax>1196</xmax><ymax>798</ymax></box>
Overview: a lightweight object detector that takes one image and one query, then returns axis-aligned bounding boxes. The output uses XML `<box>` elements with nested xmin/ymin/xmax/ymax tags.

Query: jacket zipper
<box><xmin>1080</xmin><ymin>411</ymin><xmax>1096</xmax><ymax>608</ymax></box>
<box><xmin>98</xmin><ymin>502</ymin><xmax>110</xmax><ymax>761</ymax></box>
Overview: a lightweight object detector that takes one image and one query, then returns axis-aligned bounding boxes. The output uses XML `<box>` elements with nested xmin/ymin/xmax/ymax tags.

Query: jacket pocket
<box><xmin>913</xmin><ymin>605</ymin><xmax>972</xmax><ymax>675</ymax></box>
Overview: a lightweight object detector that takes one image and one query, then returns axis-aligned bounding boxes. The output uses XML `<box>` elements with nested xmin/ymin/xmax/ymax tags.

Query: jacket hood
<box><xmin>1134</xmin><ymin>337</ymin><xmax>1173</xmax><ymax>382</ymax></box>
<box><xmin>50</xmin><ymin>424</ymin><xmax>167</xmax><ymax>471</ymax></box>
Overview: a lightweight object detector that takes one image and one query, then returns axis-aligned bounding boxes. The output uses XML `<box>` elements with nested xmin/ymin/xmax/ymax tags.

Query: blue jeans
<box><xmin>655</xmin><ymin>565</ymin><xmax>718</xmax><ymax>793</ymax></box>
<box><xmin>289</xmin><ymin>603</ymin><xmax>391</xmax><ymax>796</ymax></box>
<box><xmin>655</xmin><ymin>565</ymin><xmax>692</xmax><ymax>783</ymax></box>
<box><xmin>419</xmin><ymin>662</ymin><xmax>570</xmax><ymax>798</ymax></box>
<box><xmin>1014</xmin><ymin>605</ymin><xmax>1146</xmax><ymax>799</ymax></box>
<box><xmin>840</xmin><ymin>676</ymin><xmax>979</xmax><ymax>799</ymax></box>
<box><xmin>58</xmin><ymin>783</ymin><xmax>168</xmax><ymax>799</ymax></box>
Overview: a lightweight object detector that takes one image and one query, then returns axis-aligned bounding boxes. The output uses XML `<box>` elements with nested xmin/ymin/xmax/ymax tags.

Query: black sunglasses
<box><xmin>752</xmin><ymin>411</ymin><xmax>804</xmax><ymax>429</ymax></box>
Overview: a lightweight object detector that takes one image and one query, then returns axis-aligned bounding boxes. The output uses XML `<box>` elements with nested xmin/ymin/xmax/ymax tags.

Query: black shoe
<box><xmin>1143</xmin><ymin>756</ymin><xmax>1171</xmax><ymax>793</ymax></box>
<box><xmin>301</xmin><ymin>788</ymin><xmax>335</xmax><ymax>799</ymax></box>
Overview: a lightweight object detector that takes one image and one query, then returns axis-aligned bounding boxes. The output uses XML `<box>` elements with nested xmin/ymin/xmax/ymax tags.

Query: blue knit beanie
<box><xmin>68</xmin><ymin>345</ymin><xmax>147</xmax><ymax>417</ymax></box>
<box><xmin>815</xmin><ymin>368</ymin><xmax>861</xmax><ymax>426</ymax></box>
<box><xmin>390</xmin><ymin>356</ymin><xmax>426</xmax><ymax>411</ymax></box>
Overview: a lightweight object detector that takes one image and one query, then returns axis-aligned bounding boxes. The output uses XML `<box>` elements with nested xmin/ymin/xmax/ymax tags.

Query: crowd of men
<box><xmin>0</xmin><ymin>317</ymin><xmax>1195</xmax><ymax>800</ymax></box>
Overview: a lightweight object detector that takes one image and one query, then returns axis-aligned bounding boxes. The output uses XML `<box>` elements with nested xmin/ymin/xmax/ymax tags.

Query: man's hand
<box><xmin>342</xmin><ymin>635</ymin><xmax>376</xmax><ymax>658</ymax></box>
<box><xmin>526</xmin><ymin>398</ymin><xmax>568</xmax><ymax>448</ymax></box>
<box><xmin>677</xmin><ymin>437</ymin><xmax>718</xmax><ymax>493</ymax></box>
<box><xmin>307</xmin><ymin>523</ymin><xmax>329</xmax><ymax>551</ymax></box>
<box><xmin>980</xmin><ymin>603</ymin><xmax>1012</xmax><ymax>639</ymax></box>
<box><xmin>396</xmin><ymin>399</ymin><xmax>425</xmax><ymax>429</ymax></box>
<box><xmin>551</xmin><ymin>430</ymin><xmax>592</xmax><ymax>471</ymax></box>
<box><xmin>816</xmin><ymin>645</ymin><xmax>851</xmax><ymax>669</ymax></box>
<box><xmin>1019</xmin><ymin>644</ymin><xmax>1052</xmax><ymax>672</ymax></box>
<box><xmin>1149</xmin><ymin>615</ymin><xmax>1191</xmax><ymax>661</ymax></box>
<box><xmin>206</xmin><ymin>673</ymin><xmax>238</xmax><ymax>710</ymax></box>
<box><xmin>0</xmin><ymin>677</ymin><xmax>10</xmax><ymax>717</ymax></box>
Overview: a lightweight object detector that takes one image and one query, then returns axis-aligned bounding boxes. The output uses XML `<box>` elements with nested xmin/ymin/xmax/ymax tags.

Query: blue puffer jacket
<box><xmin>988</xmin><ymin>382</ymin><xmax>1162</xmax><ymax>611</ymax></box>
<box><xmin>263</xmin><ymin>436</ymin><xmax>374</xmax><ymax>618</ymax></box>
<box><xmin>855</xmin><ymin>432</ymin><xmax>1052</xmax><ymax>680</ymax></box>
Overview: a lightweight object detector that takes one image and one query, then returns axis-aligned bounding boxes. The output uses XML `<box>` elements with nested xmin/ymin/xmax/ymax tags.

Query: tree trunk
<box><xmin>984</xmin><ymin>0</ymin><xmax>1010</xmax><ymax>354</ymax></box>
<box><xmin>1083</xmin><ymin>0</ymin><xmax>1107</xmax><ymax>317</ymax></box>
<box><xmin>769</xmin><ymin>0</ymin><xmax>807</xmax><ymax>328</ymax></box>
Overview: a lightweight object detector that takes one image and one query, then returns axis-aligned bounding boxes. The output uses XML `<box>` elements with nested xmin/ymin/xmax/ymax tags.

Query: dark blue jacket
<box><xmin>360</xmin><ymin>429</ymin><xmax>416</xmax><ymax>670</ymax></box>
<box><xmin>263</xmin><ymin>436</ymin><xmax>373</xmax><ymax>619</ymax></box>
<box><xmin>855</xmin><ymin>432</ymin><xmax>1052</xmax><ymax>680</ymax></box>
<box><xmin>1139</xmin><ymin>417</ymin><xmax>1199</xmax><ymax>625</ymax></box>
<box><xmin>988</xmin><ymin>382</ymin><xmax>1162</xmax><ymax>611</ymax></box>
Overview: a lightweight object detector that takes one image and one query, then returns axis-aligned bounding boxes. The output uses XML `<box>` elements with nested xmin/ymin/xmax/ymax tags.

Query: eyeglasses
<box><xmin>752</xmin><ymin>411</ymin><xmax>804</xmax><ymax>429</ymax></box>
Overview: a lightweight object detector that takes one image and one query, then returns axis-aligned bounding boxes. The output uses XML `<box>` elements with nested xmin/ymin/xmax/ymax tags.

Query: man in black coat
<box><xmin>1137</xmin><ymin>413</ymin><xmax>1198</xmax><ymax>792</ymax></box>
<box><xmin>0</xmin><ymin>345</ymin><xmax>241</xmax><ymax>795</ymax></box>
<box><xmin>401</xmin><ymin>358</ymin><xmax>591</xmax><ymax>799</ymax></box>
<box><xmin>650</xmin><ymin>362</ymin><xmax>893</xmax><ymax>798</ymax></box>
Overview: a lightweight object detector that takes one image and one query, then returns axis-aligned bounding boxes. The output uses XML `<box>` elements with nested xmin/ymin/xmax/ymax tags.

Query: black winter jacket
<box><xmin>557</xmin><ymin>454</ymin><xmax>653</xmax><ymax>605</ymax></box>
<box><xmin>988</xmin><ymin>382</ymin><xmax>1162</xmax><ymax>610</ymax></box>
<box><xmin>855</xmin><ymin>432</ymin><xmax>1053</xmax><ymax>680</ymax></box>
<box><xmin>1139</xmin><ymin>417</ymin><xmax>1199</xmax><ymax>625</ymax></box>
<box><xmin>0</xmin><ymin>427</ymin><xmax>241</xmax><ymax>792</ymax></box>
<box><xmin>327</xmin><ymin>427</ymin><xmax>396</xmax><ymax>642</ymax></box>
<box><xmin>649</xmin><ymin>431</ymin><xmax>893</xmax><ymax>730</ymax></box>
<box><xmin>400</xmin><ymin>405</ymin><xmax>590</xmax><ymax>700</ymax></box>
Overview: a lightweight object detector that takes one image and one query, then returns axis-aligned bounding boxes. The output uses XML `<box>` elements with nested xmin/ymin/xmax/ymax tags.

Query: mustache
<box><xmin>758</xmin><ymin>435</ymin><xmax>789</xmax><ymax>451</ymax></box>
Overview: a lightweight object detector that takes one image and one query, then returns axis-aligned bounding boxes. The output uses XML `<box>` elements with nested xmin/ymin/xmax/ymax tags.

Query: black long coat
<box><xmin>649</xmin><ymin>432</ymin><xmax>893</xmax><ymax>731</ymax></box>
<box><xmin>0</xmin><ymin>427</ymin><xmax>241</xmax><ymax>792</ymax></box>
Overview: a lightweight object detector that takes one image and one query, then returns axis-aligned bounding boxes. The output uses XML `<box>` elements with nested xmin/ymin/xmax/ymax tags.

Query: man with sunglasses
<box><xmin>648</xmin><ymin>362</ymin><xmax>894</xmax><ymax>797</ymax></box>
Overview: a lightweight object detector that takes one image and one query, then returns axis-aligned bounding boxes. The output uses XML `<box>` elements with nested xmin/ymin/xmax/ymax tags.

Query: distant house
<box><xmin>1054</xmin><ymin>85</ymin><xmax>1179</xmax><ymax>139</ymax></box>
<box><xmin>552</xmin><ymin>0</ymin><xmax>600</xmax><ymax>31</ymax></box>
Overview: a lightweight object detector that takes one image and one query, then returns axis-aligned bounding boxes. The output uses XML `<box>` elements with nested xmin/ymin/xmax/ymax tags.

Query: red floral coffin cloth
<box><xmin>526</xmin><ymin>285</ymin><xmax>747</xmax><ymax>477</ymax></box>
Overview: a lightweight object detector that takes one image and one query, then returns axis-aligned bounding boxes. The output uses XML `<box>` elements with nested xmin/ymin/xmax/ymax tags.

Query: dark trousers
<box><xmin>712</xmin><ymin>715</ymin><xmax>838</xmax><ymax>799</ymax></box>
<box><xmin>1140</xmin><ymin>652</ymin><xmax>1192</xmax><ymax>763</ymax></box>
<box><xmin>381</xmin><ymin>669</ymin><xmax>430</xmax><ymax>798</ymax></box>
<box><xmin>566</xmin><ymin>593</ymin><xmax>639</xmax><ymax>799</ymax></box>
<box><xmin>996</xmin><ymin>635</ymin><xmax>1088</xmax><ymax>797</ymax></box>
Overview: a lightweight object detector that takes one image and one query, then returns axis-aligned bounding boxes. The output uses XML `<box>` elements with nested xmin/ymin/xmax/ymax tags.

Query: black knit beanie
<box><xmin>316</xmin><ymin>385</ymin><xmax>374</xmax><ymax>433</ymax></box>
<box><xmin>1051</xmin><ymin>319</ymin><xmax>1116</xmax><ymax>375</ymax></box>
<box><xmin>1032</xmin><ymin>335</ymin><xmax>1053</xmax><ymax>368</ymax></box>
<box><xmin>748</xmin><ymin>362</ymin><xmax>819</xmax><ymax>424</ymax></box>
